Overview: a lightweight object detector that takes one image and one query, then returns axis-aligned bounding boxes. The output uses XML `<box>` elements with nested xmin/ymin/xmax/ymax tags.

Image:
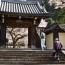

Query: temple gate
<box><xmin>0</xmin><ymin>0</ymin><xmax>51</xmax><ymax>48</ymax></box>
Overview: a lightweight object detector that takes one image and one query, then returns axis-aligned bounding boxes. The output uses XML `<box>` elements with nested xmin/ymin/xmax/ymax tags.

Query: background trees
<box><xmin>53</xmin><ymin>7</ymin><xmax>65</xmax><ymax>24</ymax></box>
<box><xmin>45</xmin><ymin>0</ymin><xmax>65</xmax><ymax>28</ymax></box>
<box><xmin>6</xmin><ymin>28</ymin><xmax>28</xmax><ymax>48</ymax></box>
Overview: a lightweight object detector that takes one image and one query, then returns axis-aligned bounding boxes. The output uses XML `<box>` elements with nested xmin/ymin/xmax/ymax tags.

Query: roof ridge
<box><xmin>0</xmin><ymin>1</ymin><xmax>45</xmax><ymax>15</ymax></box>
<box><xmin>1</xmin><ymin>0</ymin><xmax>41</xmax><ymax>4</ymax></box>
<box><xmin>1</xmin><ymin>1</ymin><xmax>36</xmax><ymax>4</ymax></box>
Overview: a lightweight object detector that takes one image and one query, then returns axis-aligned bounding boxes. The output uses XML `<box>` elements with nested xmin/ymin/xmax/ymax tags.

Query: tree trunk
<box><xmin>13</xmin><ymin>41</ymin><xmax>16</xmax><ymax>48</ymax></box>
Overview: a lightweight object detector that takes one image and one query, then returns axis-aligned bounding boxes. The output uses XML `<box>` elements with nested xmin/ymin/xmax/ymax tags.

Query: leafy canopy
<box><xmin>54</xmin><ymin>7</ymin><xmax>65</xmax><ymax>24</ymax></box>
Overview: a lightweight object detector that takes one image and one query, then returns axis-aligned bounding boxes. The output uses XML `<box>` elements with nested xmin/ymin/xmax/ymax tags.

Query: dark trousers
<box><xmin>55</xmin><ymin>49</ymin><xmax>61</xmax><ymax>60</ymax></box>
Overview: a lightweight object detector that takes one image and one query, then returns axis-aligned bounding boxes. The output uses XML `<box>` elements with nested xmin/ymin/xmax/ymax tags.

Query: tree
<box><xmin>54</xmin><ymin>7</ymin><xmax>65</xmax><ymax>24</ymax></box>
<box><xmin>45</xmin><ymin>18</ymin><xmax>53</xmax><ymax>29</ymax></box>
<box><xmin>47</xmin><ymin>0</ymin><xmax>65</xmax><ymax>24</ymax></box>
<box><xmin>6</xmin><ymin>28</ymin><xmax>27</xmax><ymax>48</ymax></box>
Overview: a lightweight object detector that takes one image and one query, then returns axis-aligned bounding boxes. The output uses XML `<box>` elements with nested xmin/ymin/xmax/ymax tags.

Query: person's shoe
<box><xmin>54</xmin><ymin>54</ymin><xmax>57</xmax><ymax>58</ymax></box>
<box><xmin>42</xmin><ymin>48</ymin><xmax>44</xmax><ymax>51</ymax></box>
<box><xmin>57</xmin><ymin>58</ymin><xmax>60</xmax><ymax>61</ymax></box>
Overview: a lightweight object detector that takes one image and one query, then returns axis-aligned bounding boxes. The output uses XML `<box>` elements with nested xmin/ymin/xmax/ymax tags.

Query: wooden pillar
<box><xmin>28</xmin><ymin>26</ymin><xmax>36</xmax><ymax>48</ymax></box>
<box><xmin>31</xmin><ymin>26</ymin><xmax>41</xmax><ymax>48</ymax></box>
<box><xmin>28</xmin><ymin>17</ymin><xmax>41</xmax><ymax>48</ymax></box>
<box><xmin>0</xmin><ymin>24</ymin><xmax>1</xmax><ymax>46</ymax></box>
<box><xmin>34</xmin><ymin>18</ymin><xmax>41</xmax><ymax>48</ymax></box>
<box><xmin>31</xmin><ymin>26</ymin><xmax>36</xmax><ymax>48</ymax></box>
<box><xmin>35</xmin><ymin>29</ymin><xmax>41</xmax><ymax>48</ymax></box>
<box><xmin>1</xmin><ymin>23</ymin><xmax>6</xmax><ymax>47</ymax></box>
<box><xmin>28</xmin><ymin>26</ymin><xmax>41</xmax><ymax>48</ymax></box>
<box><xmin>0</xmin><ymin>15</ymin><xmax>6</xmax><ymax>47</ymax></box>
<box><xmin>28</xmin><ymin>27</ymin><xmax>31</xmax><ymax>48</ymax></box>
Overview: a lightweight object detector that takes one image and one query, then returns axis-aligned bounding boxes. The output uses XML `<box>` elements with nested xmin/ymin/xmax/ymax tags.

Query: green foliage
<box><xmin>54</xmin><ymin>7</ymin><xmax>65</xmax><ymax>24</ymax></box>
<box><xmin>46</xmin><ymin>18</ymin><xmax>53</xmax><ymax>28</ymax></box>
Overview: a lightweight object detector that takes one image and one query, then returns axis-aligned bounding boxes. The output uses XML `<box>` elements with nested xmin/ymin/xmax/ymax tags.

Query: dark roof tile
<box><xmin>0</xmin><ymin>1</ymin><xmax>48</xmax><ymax>15</ymax></box>
<box><xmin>45</xmin><ymin>23</ymin><xmax>65</xmax><ymax>34</ymax></box>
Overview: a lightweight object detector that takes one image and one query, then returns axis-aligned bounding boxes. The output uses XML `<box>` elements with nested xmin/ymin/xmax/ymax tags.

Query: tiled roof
<box><xmin>0</xmin><ymin>0</ymin><xmax>47</xmax><ymax>15</ymax></box>
<box><xmin>44</xmin><ymin>23</ymin><xmax>65</xmax><ymax>33</ymax></box>
<box><xmin>1</xmin><ymin>0</ymin><xmax>42</xmax><ymax>3</ymax></box>
<box><xmin>59</xmin><ymin>24</ymin><xmax>65</xmax><ymax>30</ymax></box>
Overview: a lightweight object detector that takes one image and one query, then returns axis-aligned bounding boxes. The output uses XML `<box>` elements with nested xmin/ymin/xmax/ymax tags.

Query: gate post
<box><xmin>28</xmin><ymin>26</ymin><xmax>36</xmax><ymax>48</ymax></box>
<box><xmin>28</xmin><ymin>27</ymin><xmax>31</xmax><ymax>48</ymax></box>
<box><xmin>0</xmin><ymin>15</ymin><xmax>6</xmax><ymax>48</ymax></box>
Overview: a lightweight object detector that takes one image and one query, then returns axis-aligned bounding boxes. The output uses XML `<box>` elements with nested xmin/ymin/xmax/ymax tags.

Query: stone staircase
<box><xmin>0</xmin><ymin>49</ymin><xmax>65</xmax><ymax>65</ymax></box>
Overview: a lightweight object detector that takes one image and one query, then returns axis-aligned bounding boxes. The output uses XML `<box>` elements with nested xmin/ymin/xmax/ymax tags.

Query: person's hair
<box><xmin>55</xmin><ymin>38</ymin><xmax>59</xmax><ymax>41</ymax></box>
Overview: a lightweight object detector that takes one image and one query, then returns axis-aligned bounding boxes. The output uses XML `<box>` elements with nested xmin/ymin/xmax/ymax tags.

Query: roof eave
<box><xmin>0</xmin><ymin>11</ymin><xmax>53</xmax><ymax>17</ymax></box>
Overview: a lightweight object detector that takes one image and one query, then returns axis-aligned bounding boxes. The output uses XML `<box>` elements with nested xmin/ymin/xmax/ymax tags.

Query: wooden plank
<box><xmin>5</xmin><ymin>22</ymin><xmax>34</xmax><ymax>27</ymax></box>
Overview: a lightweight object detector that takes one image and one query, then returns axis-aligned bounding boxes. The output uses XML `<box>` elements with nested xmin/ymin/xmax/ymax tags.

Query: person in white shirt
<box><xmin>40</xmin><ymin>31</ymin><xmax>46</xmax><ymax>50</ymax></box>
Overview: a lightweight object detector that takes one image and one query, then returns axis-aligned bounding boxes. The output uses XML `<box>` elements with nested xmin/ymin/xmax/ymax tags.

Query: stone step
<box><xmin>0</xmin><ymin>49</ymin><xmax>64</xmax><ymax>64</ymax></box>
<box><xmin>0</xmin><ymin>60</ymin><xmax>65</xmax><ymax>64</ymax></box>
<box><xmin>0</xmin><ymin>55</ymin><xmax>64</xmax><ymax>61</ymax></box>
<box><xmin>0</xmin><ymin>64</ymin><xmax>65</xmax><ymax>65</ymax></box>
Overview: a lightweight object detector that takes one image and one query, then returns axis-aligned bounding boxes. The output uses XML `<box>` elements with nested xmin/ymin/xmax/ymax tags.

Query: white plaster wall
<box><xmin>46</xmin><ymin>33</ymin><xmax>53</xmax><ymax>49</ymax></box>
<box><xmin>59</xmin><ymin>32</ymin><xmax>65</xmax><ymax>49</ymax></box>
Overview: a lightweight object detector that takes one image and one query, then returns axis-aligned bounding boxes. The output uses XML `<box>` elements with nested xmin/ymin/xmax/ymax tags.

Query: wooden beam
<box><xmin>4</xmin><ymin>17</ymin><xmax>34</xmax><ymax>27</ymax></box>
